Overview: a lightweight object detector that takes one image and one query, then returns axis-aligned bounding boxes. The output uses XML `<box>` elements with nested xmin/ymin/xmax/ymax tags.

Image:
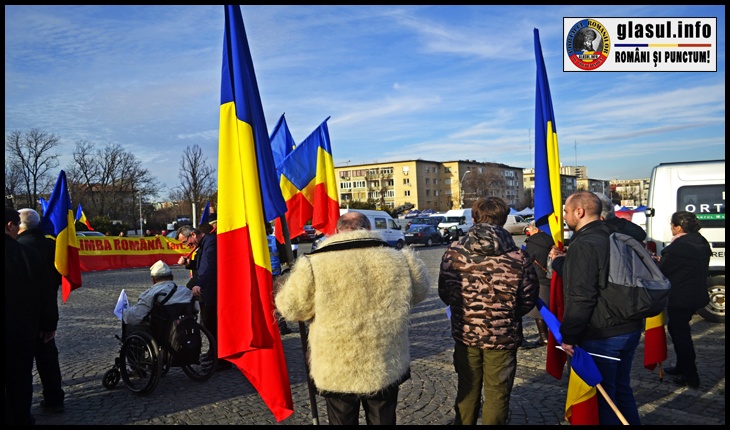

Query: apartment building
<box><xmin>335</xmin><ymin>159</ymin><xmax>525</xmax><ymax>213</ymax></box>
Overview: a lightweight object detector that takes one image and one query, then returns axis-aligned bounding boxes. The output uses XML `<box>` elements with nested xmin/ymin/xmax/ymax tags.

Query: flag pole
<box><xmin>595</xmin><ymin>383</ymin><xmax>629</xmax><ymax>425</ymax></box>
<box><xmin>277</xmin><ymin>214</ymin><xmax>319</xmax><ymax>425</ymax></box>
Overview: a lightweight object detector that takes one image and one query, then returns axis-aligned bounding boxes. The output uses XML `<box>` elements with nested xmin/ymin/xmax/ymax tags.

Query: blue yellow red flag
<box><xmin>534</xmin><ymin>28</ymin><xmax>567</xmax><ymax>380</ymax></box>
<box><xmin>75</xmin><ymin>204</ymin><xmax>94</xmax><ymax>231</ymax></box>
<box><xmin>41</xmin><ymin>170</ymin><xmax>82</xmax><ymax>302</ymax></box>
<box><xmin>643</xmin><ymin>311</ymin><xmax>667</xmax><ymax>371</ymax></box>
<box><xmin>198</xmin><ymin>201</ymin><xmax>211</xmax><ymax>227</ymax></box>
<box><xmin>269</xmin><ymin>113</ymin><xmax>296</xmax><ymax>171</ymax></box>
<box><xmin>216</xmin><ymin>5</ymin><xmax>293</xmax><ymax>422</ymax></box>
<box><xmin>276</xmin><ymin>117</ymin><xmax>339</xmax><ymax>241</ymax></box>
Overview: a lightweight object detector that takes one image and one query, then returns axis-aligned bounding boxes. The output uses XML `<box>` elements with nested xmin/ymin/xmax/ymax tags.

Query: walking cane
<box><xmin>277</xmin><ymin>215</ymin><xmax>319</xmax><ymax>425</ymax></box>
<box><xmin>299</xmin><ymin>321</ymin><xmax>319</xmax><ymax>425</ymax></box>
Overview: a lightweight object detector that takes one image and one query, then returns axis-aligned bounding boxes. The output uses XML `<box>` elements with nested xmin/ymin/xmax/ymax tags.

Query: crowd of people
<box><xmin>5</xmin><ymin>190</ymin><xmax>712</xmax><ymax>425</ymax></box>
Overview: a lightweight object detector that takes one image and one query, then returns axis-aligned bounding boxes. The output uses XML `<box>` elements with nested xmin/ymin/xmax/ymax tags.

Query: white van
<box><xmin>645</xmin><ymin>159</ymin><xmax>725</xmax><ymax>323</ymax></box>
<box><xmin>438</xmin><ymin>209</ymin><xmax>474</xmax><ymax>236</ymax></box>
<box><xmin>339</xmin><ymin>209</ymin><xmax>406</xmax><ymax>249</ymax></box>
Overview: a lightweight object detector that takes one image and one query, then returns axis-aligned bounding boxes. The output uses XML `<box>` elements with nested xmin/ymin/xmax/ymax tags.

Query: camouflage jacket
<box><xmin>438</xmin><ymin>223</ymin><xmax>538</xmax><ymax>350</ymax></box>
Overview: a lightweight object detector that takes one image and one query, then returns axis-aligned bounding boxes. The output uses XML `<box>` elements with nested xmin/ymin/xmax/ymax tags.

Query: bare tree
<box><xmin>177</xmin><ymin>144</ymin><xmax>216</xmax><ymax>218</ymax></box>
<box><xmin>5</xmin><ymin>129</ymin><xmax>60</xmax><ymax>210</ymax></box>
<box><xmin>462</xmin><ymin>168</ymin><xmax>507</xmax><ymax>208</ymax></box>
<box><xmin>67</xmin><ymin>141</ymin><xmax>160</xmax><ymax>226</ymax></box>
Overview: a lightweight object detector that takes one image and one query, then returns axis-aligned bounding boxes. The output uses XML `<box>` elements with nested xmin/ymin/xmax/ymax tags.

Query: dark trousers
<box><xmin>35</xmin><ymin>337</ymin><xmax>65</xmax><ymax>407</ymax></box>
<box><xmin>4</xmin><ymin>340</ymin><xmax>36</xmax><ymax>425</ymax></box>
<box><xmin>324</xmin><ymin>385</ymin><xmax>399</xmax><ymax>425</ymax></box>
<box><xmin>667</xmin><ymin>306</ymin><xmax>699</xmax><ymax>379</ymax></box>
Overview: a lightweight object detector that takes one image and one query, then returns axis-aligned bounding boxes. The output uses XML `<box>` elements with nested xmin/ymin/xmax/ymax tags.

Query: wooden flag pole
<box><xmin>277</xmin><ymin>215</ymin><xmax>319</xmax><ymax>425</ymax></box>
<box><xmin>595</xmin><ymin>383</ymin><xmax>629</xmax><ymax>425</ymax></box>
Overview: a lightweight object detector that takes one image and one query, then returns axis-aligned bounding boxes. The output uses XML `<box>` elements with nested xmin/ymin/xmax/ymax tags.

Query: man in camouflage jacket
<box><xmin>438</xmin><ymin>197</ymin><xmax>538</xmax><ymax>425</ymax></box>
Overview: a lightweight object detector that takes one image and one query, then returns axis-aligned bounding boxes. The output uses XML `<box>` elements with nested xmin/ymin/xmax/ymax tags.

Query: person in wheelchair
<box><xmin>122</xmin><ymin>260</ymin><xmax>198</xmax><ymax>331</ymax></box>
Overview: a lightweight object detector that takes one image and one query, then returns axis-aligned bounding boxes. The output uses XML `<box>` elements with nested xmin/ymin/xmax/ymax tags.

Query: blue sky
<box><xmin>5</xmin><ymin>5</ymin><xmax>725</xmax><ymax>200</ymax></box>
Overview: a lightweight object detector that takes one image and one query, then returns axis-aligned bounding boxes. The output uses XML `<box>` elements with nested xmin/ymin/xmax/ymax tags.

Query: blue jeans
<box><xmin>581</xmin><ymin>331</ymin><xmax>642</xmax><ymax>425</ymax></box>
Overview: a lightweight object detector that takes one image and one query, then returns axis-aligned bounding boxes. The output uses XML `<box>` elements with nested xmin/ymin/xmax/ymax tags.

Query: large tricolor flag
<box><xmin>643</xmin><ymin>311</ymin><xmax>668</xmax><ymax>372</ymax></box>
<box><xmin>217</xmin><ymin>5</ymin><xmax>293</xmax><ymax>422</ymax></box>
<box><xmin>275</xmin><ymin>117</ymin><xmax>339</xmax><ymax>243</ymax></box>
<box><xmin>534</xmin><ymin>28</ymin><xmax>567</xmax><ymax>380</ymax></box>
<box><xmin>537</xmin><ymin>299</ymin><xmax>601</xmax><ymax>425</ymax></box>
<box><xmin>41</xmin><ymin>170</ymin><xmax>82</xmax><ymax>303</ymax></box>
<box><xmin>75</xmin><ymin>204</ymin><xmax>94</xmax><ymax>231</ymax></box>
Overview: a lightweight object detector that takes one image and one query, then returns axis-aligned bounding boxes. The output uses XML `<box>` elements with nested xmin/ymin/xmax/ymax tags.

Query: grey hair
<box><xmin>18</xmin><ymin>208</ymin><xmax>41</xmax><ymax>230</ymax></box>
<box><xmin>176</xmin><ymin>224</ymin><xmax>200</xmax><ymax>239</ymax></box>
<box><xmin>593</xmin><ymin>192</ymin><xmax>615</xmax><ymax>220</ymax></box>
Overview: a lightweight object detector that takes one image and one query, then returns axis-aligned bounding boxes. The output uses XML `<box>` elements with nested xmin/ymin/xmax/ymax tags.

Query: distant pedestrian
<box><xmin>594</xmin><ymin>192</ymin><xmax>646</xmax><ymax>242</ymax></box>
<box><xmin>658</xmin><ymin>211</ymin><xmax>711</xmax><ymax>389</ymax></box>
<box><xmin>438</xmin><ymin>197</ymin><xmax>538</xmax><ymax>425</ymax></box>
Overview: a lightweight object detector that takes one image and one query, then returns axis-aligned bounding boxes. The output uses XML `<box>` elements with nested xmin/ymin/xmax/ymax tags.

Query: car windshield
<box><xmin>445</xmin><ymin>216</ymin><xmax>461</xmax><ymax>223</ymax></box>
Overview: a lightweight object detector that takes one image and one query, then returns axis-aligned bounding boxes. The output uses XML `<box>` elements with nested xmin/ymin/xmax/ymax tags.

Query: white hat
<box><xmin>150</xmin><ymin>260</ymin><xmax>172</xmax><ymax>277</ymax></box>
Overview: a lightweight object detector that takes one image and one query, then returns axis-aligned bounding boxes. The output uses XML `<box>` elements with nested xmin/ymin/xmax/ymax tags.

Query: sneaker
<box><xmin>40</xmin><ymin>400</ymin><xmax>65</xmax><ymax>414</ymax></box>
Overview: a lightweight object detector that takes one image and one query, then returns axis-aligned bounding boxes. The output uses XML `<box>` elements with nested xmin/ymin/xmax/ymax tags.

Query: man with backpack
<box><xmin>122</xmin><ymin>260</ymin><xmax>196</xmax><ymax>326</ymax></box>
<box><xmin>549</xmin><ymin>191</ymin><xmax>643</xmax><ymax>425</ymax></box>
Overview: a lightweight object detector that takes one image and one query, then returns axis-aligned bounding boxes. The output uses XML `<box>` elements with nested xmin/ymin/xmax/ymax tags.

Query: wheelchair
<box><xmin>102</xmin><ymin>294</ymin><xmax>218</xmax><ymax>395</ymax></box>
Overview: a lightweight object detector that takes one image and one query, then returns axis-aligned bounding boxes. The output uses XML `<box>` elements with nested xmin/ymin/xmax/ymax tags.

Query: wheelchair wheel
<box><xmin>102</xmin><ymin>368</ymin><xmax>120</xmax><ymax>389</ymax></box>
<box><xmin>158</xmin><ymin>349</ymin><xmax>171</xmax><ymax>377</ymax></box>
<box><xmin>182</xmin><ymin>324</ymin><xmax>217</xmax><ymax>382</ymax></box>
<box><xmin>120</xmin><ymin>332</ymin><xmax>161</xmax><ymax>395</ymax></box>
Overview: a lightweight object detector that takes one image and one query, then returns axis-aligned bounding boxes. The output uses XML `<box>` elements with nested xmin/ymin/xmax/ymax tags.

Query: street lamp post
<box><xmin>460</xmin><ymin>170</ymin><xmax>471</xmax><ymax>209</ymax></box>
<box><xmin>138</xmin><ymin>192</ymin><xmax>143</xmax><ymax>235</ymax></box>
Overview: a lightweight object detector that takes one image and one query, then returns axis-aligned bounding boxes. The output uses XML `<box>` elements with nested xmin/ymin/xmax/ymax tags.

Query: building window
<box><xmin>426</xmin><ymin>190</ymin><xmax>431</xmax><ymax>196</ymax></box>
<box><xmin>381</xmin><ymin>167</ymin><xmax>393</xmax><ymax>174</ymax></box>
<box><xmin>403</xmin><ymin>178</ymin><xmax>410</xmax><ymax>185</ymax></box>
<box><xmin>445</xmin><ymin>179</ymin><xmax>452</xmax><ymax>185</ymax></box>
<box><xmin>339</xmin><ymin>170</ymin><xmax>351</xmax><ymax>178</ymax></box>
<box><xmin>353</xmin><ymin>180</ymin><xmax>366</xmax><ymax>188</ymax></box>
<box><xmin>425</xmin><ymin>166</ymin><xmax>430</xmax><ymax>173</ymax></box>
<box><xmin>405</xmin><ymin>190</ymin><xmax>411</xmax><ymax>197</ymax></box>
<box><xmin>445</xmin><ymin>167</ymin><xmax>451</xmax><ymax>173</ymax></box>
<box><xmin>339</xmin><ymin>182</ymin><xmax>351</xmax><ymax>189</ymax></box>
<box><xmin>403</xmin><ymin>166</ymin><xmax>409</xmax><ymax>175</ymax></box>
<box><xmin>425</xmin><ymin>178</ymin><xmax>430</xmax><ymax>185</ymax></box>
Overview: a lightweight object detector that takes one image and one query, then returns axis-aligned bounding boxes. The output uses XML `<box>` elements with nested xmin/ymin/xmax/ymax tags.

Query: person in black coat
<box><xmin>17</xmin><ymin>208</ymin><xmax>65</xmax><ymax>413</ymax></box>
<box><xmin>658</xmin><ymin>211</ymin><xmax>711</xmax><ymax>388</ymax></box>
<box><xmin>5</xmin><ymin>206</ymin><xmax>54</xmax><ymax>425</ymax></box>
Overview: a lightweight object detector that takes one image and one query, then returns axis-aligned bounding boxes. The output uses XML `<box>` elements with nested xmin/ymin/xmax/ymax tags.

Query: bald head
<box><xmin>336</xmin><ymin>212</ymin><xmax>371</xmax><ymax>233</ymax></box>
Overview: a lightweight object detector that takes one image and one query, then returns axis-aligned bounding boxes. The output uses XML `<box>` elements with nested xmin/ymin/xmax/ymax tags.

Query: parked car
<box><xmin>503</xmin><ymin>215</ymin><xmax>528</xmax><ymax>235</ymax></box>
<box><xmin>299</xmin><ymin>225</ymin><xmax>317</xmax><ymax>242</ymax></box>
<box><xmin>405</xmin><ymin>225</ymin><xmax>443</xmax><ymax>247</ymax></box>
<box><xmin>76</xmin><ymin>231</ymin><xmax>105</xmax><ymax>237</ymax></box>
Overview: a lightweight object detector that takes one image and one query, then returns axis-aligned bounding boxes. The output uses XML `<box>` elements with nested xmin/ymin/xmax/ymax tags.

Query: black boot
<box><xmin>535</xmin><ymin>319</ymin><xmax>549</xmax><ymax>347</ymax></box>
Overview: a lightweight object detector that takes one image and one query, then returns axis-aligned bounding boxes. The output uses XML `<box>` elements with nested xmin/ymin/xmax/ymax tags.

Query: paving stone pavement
<box><xmin>32</xmin><ymin>243</ymin><xmax>725</xmax><ymax>425</ymax></box>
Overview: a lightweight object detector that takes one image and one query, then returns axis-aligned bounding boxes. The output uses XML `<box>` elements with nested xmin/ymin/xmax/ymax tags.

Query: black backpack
<box><xmin>151</xmin><ymin>285</ymin><xmax>202</xmax><ymax>365</ymax></box>
<box><xmin>604</xmin><ymin>232</ymin><xmax>671</xmax><ymax>320</ymax></box>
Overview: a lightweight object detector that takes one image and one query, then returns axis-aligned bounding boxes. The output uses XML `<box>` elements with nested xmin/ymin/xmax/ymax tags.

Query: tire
<box><xmin>102</xmin><ymin>368</ymin><xmax>120</xmax><ymax>389</ymax></box>
<box><xmin>394</xmin><ymin>240</ymin><xmax>405</xmax><ymax>250</ymax></box>
<box><xmin>426</xmin><ymin>238</ymin><xmax>433</xmax><ymax>247</ymax></box>
<box><xmin>697</xmin><ymin>275</ymin><xmax>725</xmax><ymax>323</ymax></box>
<box><xmin>120</xmin><ymin>332</ymin><xmax>161</xmax><ymax>395</ymax></box>
<box><xmin>182</xmin><ymin>324</ymin><xmax>217</xmax><ymax>382</ymax></box>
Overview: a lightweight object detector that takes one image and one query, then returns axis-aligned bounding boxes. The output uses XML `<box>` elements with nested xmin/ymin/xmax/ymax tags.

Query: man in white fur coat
<box><xmin>275</xmin><ymin>211</ymin><xmax>430</xmax><ymax>425</ymax></box>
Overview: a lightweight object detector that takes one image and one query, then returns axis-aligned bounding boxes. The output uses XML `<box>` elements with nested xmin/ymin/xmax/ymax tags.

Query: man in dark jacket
<box><xmin>5</xmin><ymin>206</ymin><xmax>54</xmax><ymax>425</ymax></box>
<box><xmin>550</xmin><ymin>192</ymin><xmax>643</xmax><ymax>425</ymax></box>
<box><xmin>17</xmin><ymin>208</ymin><xmax>65</xmax><ymax>413</ymax></box>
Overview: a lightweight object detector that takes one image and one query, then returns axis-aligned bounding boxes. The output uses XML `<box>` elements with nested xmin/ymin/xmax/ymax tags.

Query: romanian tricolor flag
<box><xmin>75</xmin><ymin>204</ymin><xmax>94</xmax><ymax>231</ymax></box>
<box><xmin>643</xmin><ymin>311</ymin><xmax>667</xmax><ymax>372</ymax></box>
<box><xmin>537</xmin><ymin>299</ymin><xmax>600</xmax><ymax>425</ymax></box>
<box><xmin>534</xmin><ymin>28</ymin><xmax>566</xmax><ymax>380</ymax></box>
<box><xmin>217</xmin><ymin>5</ymin><xmax>293</xmax><ymax>422</ymax></box>
<box><xmin>199</xmin><ymin>201</ymin><xmax>211</xmax><ymax>227</ymax></box>
<box><xmin>275</xmin><ymin>117</ymin><xmax>340</xmax><ymax>243</ymax></box>
<box><xmin>41</xmin><ymin>170</ymin><xmax>82</xmax><ymax>303</ymax></box>
<box><xmin>269</xmin><ymin>113</ymin><xmax>296</xmax><ymax>170</ymax></box>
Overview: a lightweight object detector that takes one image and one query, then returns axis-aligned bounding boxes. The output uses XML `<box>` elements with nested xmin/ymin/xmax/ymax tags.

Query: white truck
<box><xmin>644</xmin><ymin>160</ymin><xmax>725</xmax><ymax>323</ymax></box>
